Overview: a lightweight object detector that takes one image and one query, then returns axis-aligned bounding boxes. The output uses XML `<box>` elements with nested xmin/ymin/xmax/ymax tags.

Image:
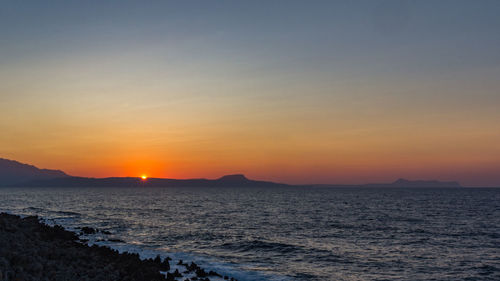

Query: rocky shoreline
<box><xmin>0</xmin><ymin>213</ymin><xmax>235</xmax><ymax>281</ymax></box>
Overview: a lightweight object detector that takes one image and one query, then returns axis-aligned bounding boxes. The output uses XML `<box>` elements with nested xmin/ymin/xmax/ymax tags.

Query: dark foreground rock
<box><xmin>0</xmin><ymin>213</ymin><xmax>226</xmax><ymax>281</ymax></box>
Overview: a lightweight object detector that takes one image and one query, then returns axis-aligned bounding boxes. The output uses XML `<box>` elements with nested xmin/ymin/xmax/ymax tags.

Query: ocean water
<box><xmin>0</xmin><ymin>186</ymin><xmax>499</xmax><ymax>281</ymax></box>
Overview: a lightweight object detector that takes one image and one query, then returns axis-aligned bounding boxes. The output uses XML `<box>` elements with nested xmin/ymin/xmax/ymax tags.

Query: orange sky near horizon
<box><xmin>1</xmin><ymin>2</ymin><xmax>500</xmax><ymax>187</ymax></box>
<box><xmin>1</xmin><ymin>69</ymin><xmax>499</xmax><ymax>186</ymax></box>
<box><xmin>3</xmin><ymin>106</ymin><xmax>499</xmax><ymax>187</ymax></box>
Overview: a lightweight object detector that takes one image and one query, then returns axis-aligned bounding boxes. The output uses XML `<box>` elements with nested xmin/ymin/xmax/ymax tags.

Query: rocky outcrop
<box><xmin>0</xmin><ymin>213</ymin><xmax>230</xmax><ymax>281</ymax></box>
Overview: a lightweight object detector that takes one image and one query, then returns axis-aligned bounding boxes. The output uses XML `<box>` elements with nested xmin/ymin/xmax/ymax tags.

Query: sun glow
<box><xmin>141</xmin><ymin>175</ymin><xmax>148</xmax><ymax>180</ymax></box>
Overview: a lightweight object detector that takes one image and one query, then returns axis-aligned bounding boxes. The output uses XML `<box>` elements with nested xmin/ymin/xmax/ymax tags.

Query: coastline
<box><xmin>0</xmin><ymin>213</ymin><xmax>235</xmax><ymax>281</ymax></box>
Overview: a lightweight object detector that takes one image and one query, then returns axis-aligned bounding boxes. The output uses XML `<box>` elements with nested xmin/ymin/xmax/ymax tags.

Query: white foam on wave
<box><xmin>92</xmin><ymin>240</ymin><xmax>292</xmax><ymax>281</ymax></box>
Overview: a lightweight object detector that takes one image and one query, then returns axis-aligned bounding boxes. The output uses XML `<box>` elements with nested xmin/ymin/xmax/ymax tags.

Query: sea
<box><xmin>0</xmin><ymin>186</ymin><xmax>499</xmax><ymax>281</ymax></box>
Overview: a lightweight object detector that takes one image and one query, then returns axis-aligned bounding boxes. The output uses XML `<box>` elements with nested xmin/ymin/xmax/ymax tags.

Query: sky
<box><xmin>1</xmin><ymin>0</ymin><xmax>499</xmax><ymax>186</ymax></box>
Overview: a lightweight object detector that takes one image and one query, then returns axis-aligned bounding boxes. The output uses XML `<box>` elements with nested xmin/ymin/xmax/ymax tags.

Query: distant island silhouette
<box><xmin>0</xmin><ymin>158</ymin><xmax>463</xmax><ymax>188</ymax></box>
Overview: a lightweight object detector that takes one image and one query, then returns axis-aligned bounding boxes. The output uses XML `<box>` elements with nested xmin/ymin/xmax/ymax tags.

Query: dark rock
<box><xmin>172</xmin><ymin>269</ymin><xmax>183</xmax><ymax>277</ymax></box>
<box><xmin>80</xmin><ymin>227</ymin><xmax>96</xmax><ymax>235</ymax></box>
<box><xmin>0</xmin><ymin>213</ymin><xmax>165</xmax><ymax>281</ymax></box>
<box><xmin>166</xmin><ymin>272</ymin><xmax>175</xmax><ymax>281</ymax></box>
<box><xmin>196</xmin><ymin>268</ymin><xmax>207</xmax><ymax>278</ymax></box>
<box><xmin>208</xmin><ymin>270</ymin><xmax>222</xmax><ymax>277</ymax></box>
<box><xmin>153</xmin><ymin>255</ymin><xmax>162</xmax><ymax>264</ymax></box>
<box><xmin>0</xmin><ymin>212</ymin><xmax>239</xmax><ymax>281</ymax></box>
<box><xmin>186</xmin><ymin>261</ymin><xmax>199</xmax><ymax>272</ymax></box>
<box><xmin>160</xmin><ymin>257</ymin><xmax>170</xmax><ymax>271</ymax></box>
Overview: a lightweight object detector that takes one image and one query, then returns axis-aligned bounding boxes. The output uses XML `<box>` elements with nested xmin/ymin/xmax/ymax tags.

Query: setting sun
<box><xmin>141</xmin><ymin>175</ymin><xmax>147</xmax><ymax>180</ymax></box>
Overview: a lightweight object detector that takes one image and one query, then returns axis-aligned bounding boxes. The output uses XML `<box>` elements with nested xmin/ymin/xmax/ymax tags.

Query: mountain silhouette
<box><xmin>0</xmin><ymin>158</ymin><xmax>286</xmax><ymax>187</ymax></box>
<box><xmin>312</xmin><ymin>178</ymin><xmax>463</xmax><ymax>188</ymax></box>
<box><xmin>0</xmin><ymin>158</ymin><xmax>463</xmax><ymax>188</ymax></box>
<box><xmin>14</xmin><ymin>175</ymin><xmax>288</xmax><ymax>188</ymax></box>
<box><xmin>217</xmin><ymin>174</ymin><xmax>249</xmax><ymax>182</ymax></box>
<box><xmin>389</xmin><ymin>178</ymin><xmax>461</xmax><ymax>188</ymax></box>
<box><xmin>0</xmin><ymin>158</ymin><xmax>68</xmax><ymax>186</ymax></box>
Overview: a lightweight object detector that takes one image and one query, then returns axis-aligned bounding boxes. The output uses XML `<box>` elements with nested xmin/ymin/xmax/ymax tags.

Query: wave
<box><xmin>22</xmin><ymin>206</ymin><xmax>45</xmax><ymax>212</ymax></box>
<box><xmin>221</xmin><ymin>240</ymin><xmax>304</xmax><ymax>255</ymax></box>
<box><xmin>51</xmin><ymin>210</ymin><xmax>82</xmax><ymax>216</ymax></box>
<box><xmin>95</xmin><ymin>241</ymin><xmax>292</xmax><ymax>281</ymax></box>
